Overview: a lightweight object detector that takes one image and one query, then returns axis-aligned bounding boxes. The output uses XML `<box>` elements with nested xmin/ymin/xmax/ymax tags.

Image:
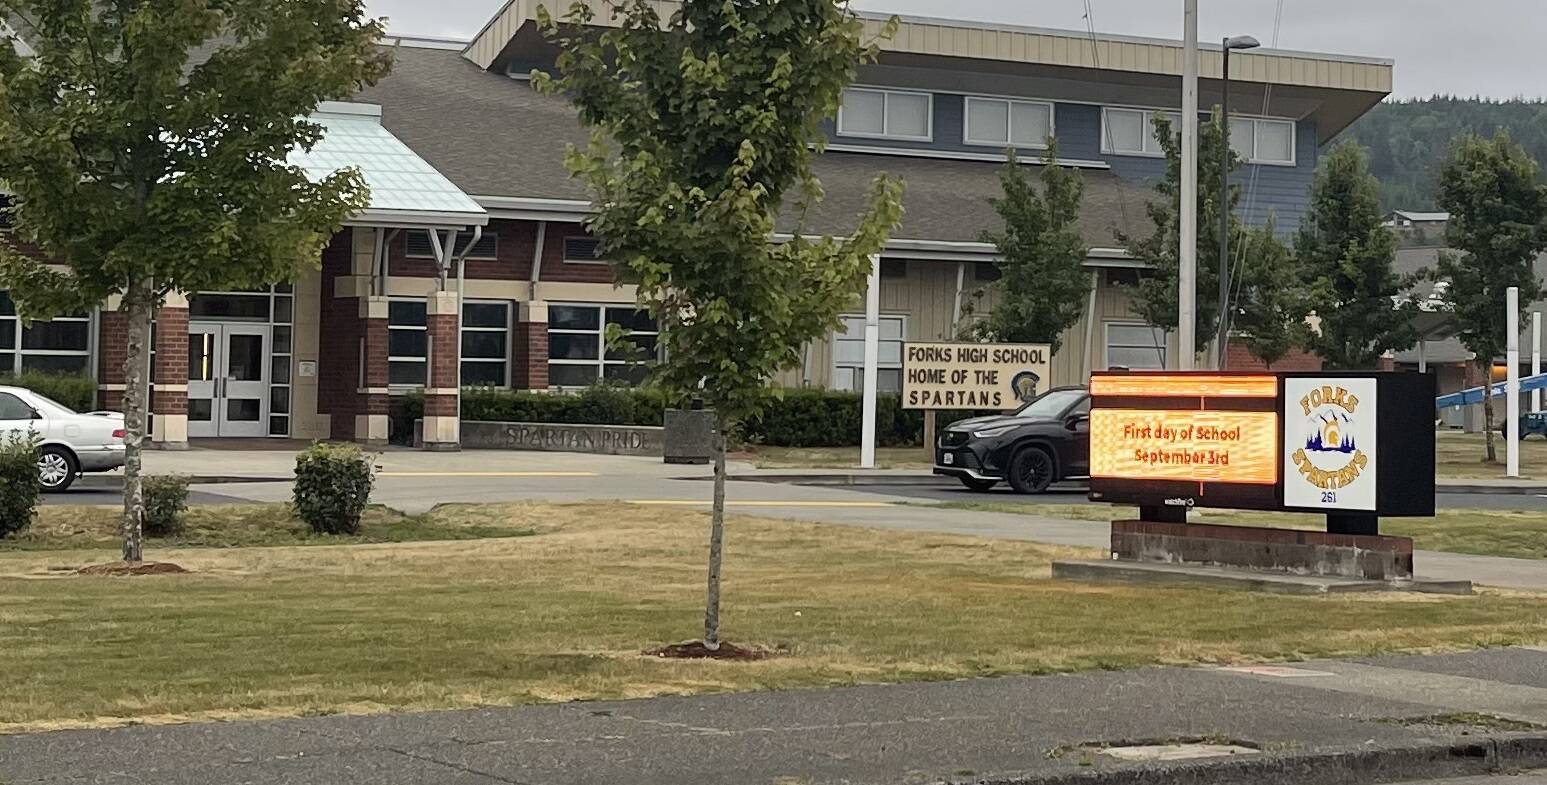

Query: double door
<box><xmin>187</xmin><ymin>322</ymin><xmax>269</xmax><ymax>438</ymax></box>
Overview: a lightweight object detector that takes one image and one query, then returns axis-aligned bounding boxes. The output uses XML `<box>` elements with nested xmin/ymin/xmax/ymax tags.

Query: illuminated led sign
<box><xmin>1088</xmin><ymin>371</ymin><xmax>1435</xmax><ymax>518</ymax></box>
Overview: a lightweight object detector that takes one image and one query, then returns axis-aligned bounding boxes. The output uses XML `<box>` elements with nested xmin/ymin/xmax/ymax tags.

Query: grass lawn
<box><xmin>13</xmin><ymin>504</ymin><xmax>542</xmax><ymax>550</ymax></box>
<box><xmin>1437</xmin><ymin>431</ymin><xmax>1547</xmax><ymax>479</ymax></box>
<box><xmin>2</xmin><ymin>502</ymin><xmax>1544</xmax><ymax>732</ymax></box>
<box><xmin>733</xmin><ymin>445</ymin><xmax>930</xmax><ymax>469</ymax></box>
<box><xmin>934</xmin><ymin>501</ymin><xmax>1547</xmax><ymax>561</ymax></box>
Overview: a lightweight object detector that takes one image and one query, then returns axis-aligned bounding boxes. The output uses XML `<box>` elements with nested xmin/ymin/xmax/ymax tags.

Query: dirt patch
<box><xmin>76</xmin><ymin>562</ymin><xmax>190</xmax><ymax>577</ymax></box>
<box><xmin>647</xmin><ymin>640</ymin><xmax>773</xmax><ymax>661</ymax></box>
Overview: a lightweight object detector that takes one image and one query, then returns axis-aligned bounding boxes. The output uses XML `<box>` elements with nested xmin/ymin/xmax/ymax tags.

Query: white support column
<box><xmin>1418</xmin><ymin>336</ymin><xmax>1427</xmax><ymax>374</ymax></box>
<box><xmin>860</xmin><ymin>254</ymin><xmax>882</xmax><ymax>469</ymax></box>
<box><xmin>1177</xmin><ymin>0</ymin><xmax>1199</xmax><ymax>370</ymax></box>
<box><xmin>1507</xmin><ymin>286</ymin><xmax>1520</xmax><ymax>478</ymax></box>
<box><xmin>1533</xmin><ymin>311</ymin><xmax>1541</xmax><ymax>413</ymax></box>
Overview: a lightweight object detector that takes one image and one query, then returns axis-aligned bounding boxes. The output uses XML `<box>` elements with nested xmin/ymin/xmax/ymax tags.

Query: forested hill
<box><xmin>1335</xmin><ymin>97</ymin><xmax>1547</xmax><ymax>211</ymax></box>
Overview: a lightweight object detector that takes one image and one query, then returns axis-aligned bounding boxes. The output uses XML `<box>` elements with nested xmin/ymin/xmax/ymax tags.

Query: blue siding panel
<box><xmin>824</xmin><ymin>92</ymin><xmax>1319</xmax><ymax>236</ymax></box>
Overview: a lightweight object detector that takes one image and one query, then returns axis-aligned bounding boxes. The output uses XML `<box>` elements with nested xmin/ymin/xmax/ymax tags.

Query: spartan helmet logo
<box><xmin>1011</xmin><ymin>371</ymin><xmax>1041</xmax><ymax>403</ymax></box>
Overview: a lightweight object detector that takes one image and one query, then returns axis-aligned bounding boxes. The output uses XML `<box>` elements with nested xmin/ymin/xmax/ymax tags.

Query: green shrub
<box><xmin>0</xmin><ymin>432</ymin><xmax>40</xmax><ymax>537</ymax></box>
<box><xmin>141</xmin><ymin>475</ymin><xmax>190</xmax><ymax>537</ymax></box>
<box><xmin>293</xmin><ymin>442</ymin><xmax>375</xmax><ymax>535</ymax></box>
<box><xmin>740</xmin><ymin>390</ymin><xmax>986</xmax><ymax>447</ymax></box>
<box><xmin>0</xmin><ymin>371</ymin><xmax>97</xmax><ymax>412</ymax></box>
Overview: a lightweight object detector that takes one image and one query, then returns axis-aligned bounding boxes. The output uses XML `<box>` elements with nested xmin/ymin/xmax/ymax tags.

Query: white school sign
<box><xmin>902</xmin><ymin>341</ymin><xmax>1052</xmax><ymax>410</ymax></box>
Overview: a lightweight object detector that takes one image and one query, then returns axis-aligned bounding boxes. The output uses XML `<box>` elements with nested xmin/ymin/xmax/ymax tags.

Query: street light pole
<box><xmin>1216</xmin><ymin>35</ymin><xmax>1259</xmax><ymax>369</ymax></box>
<box><xmin>1179</xmin><ymin>0</ymin><xmax>1199</xmax><ymax>370</ymax></box>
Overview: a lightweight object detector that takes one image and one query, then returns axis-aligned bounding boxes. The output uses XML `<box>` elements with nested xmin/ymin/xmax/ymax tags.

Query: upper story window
<box><xmin>837</xmin><ymin>88</ymin><xmax>932</xmax><ymax>142</ymax></box>
<box><xmin>1101</xmin><ymin>107</ymin><xmax>1181</xmax><ymax>157</ymax></box>
<box><xmin>1228</xmin><ymin>117</ymin><xmax>1296</xmax><ymax>165</ymax></box>
<box><xmin>963</xmin><ymin>97</ymin><xmax>1054</xmax><ymax>149</ymax></box>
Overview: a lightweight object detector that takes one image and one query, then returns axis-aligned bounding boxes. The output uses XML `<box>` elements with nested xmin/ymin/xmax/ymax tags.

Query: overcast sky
<box><xmin>366</xmin><ymin>0</ymin><xmax>1545</xmax><ymax>100</ymax></box>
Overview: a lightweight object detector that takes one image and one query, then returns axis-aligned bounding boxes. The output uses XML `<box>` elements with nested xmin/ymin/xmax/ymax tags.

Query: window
<box><xmin>0</xmin><ymin>391</ymin><xmax>35</xmax><ymax>420</ymax></box>
<box><xmin>836</xmin><ymin>88</ymin><xmax>932</xmax><ymax>141</ymax></box>
<box><xmin>1228</xmin><ymin>116</ymin><xmax>1295</xmax><ymax>165</ymax></box>
<box><xmin>562</xmin><ymin>236</ymin><xmax>605</xmax><ymax>264</ymax></box>
<box><xmin>387</xmin><ymin>299</ymin><xmax>427</xmax><ymax>387</ymax></box>
<box><xmin>547</xmin><ymin>304</ymin><xmax>658</xmax><ymax>387</ymax></box>
<box><xmin>832</xmin><ymin>315</ymin><xmax>905</xmax><ymax>393</ymax></box>
<box><xmin>461</xmin><ymin>300</ymin><xmax>511</xmax><ymax>387</ymax></box>
<box><xmin>1101</xmin><ymin>108</ymin><xmax>1182</xmax><ymax>156</ymax></box>
<box><xmin>0</xmin><ymin>291</ymin><xmax>92</xmax><ymax>375</ymax></box>
<box><xmin>1105</xmin><ymin>323</ymin><xmax>1169</xmax><ymax>370</ymax></box>
<box><xmin>963</xmin><ymin>97</ymin><xmax>1054</xmax><ymax>149</ymax></box>
<box><xmin>404</xmin><ymin>231</ymin><xmax>498</xmax><ymax>260</ymax></box>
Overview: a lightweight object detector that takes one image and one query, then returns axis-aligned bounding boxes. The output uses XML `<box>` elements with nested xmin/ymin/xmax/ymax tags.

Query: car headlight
<box><xmin>971</xmin><ymin>424</ymin><xmax>1019</xmax><ymax>439</ymax></box>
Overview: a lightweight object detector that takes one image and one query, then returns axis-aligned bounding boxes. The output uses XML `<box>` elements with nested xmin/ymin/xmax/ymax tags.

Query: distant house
<box><xmin>1383</xmin><ymin>210</ymin><xmax>1450</xmax><ymax>228</ymax></box>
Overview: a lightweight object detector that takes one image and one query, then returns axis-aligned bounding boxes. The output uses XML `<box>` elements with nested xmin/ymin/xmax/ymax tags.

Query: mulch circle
<box><xmin>647</xmin><ymin>640</ymin><xmax>774</xmax><ymax>661</ymax></box>
<box><xmin>75</xmin><ymin>562</ymin><xmax>191</xmax><ymax>577</ymax></box>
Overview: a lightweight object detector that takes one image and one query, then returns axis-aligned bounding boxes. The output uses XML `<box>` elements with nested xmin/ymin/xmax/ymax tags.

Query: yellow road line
<box><xmin>627</xmin><ymin>500</ymin><xmax>895</xmax><ymax>508</ymax></box>
<box><xmin>378</xmin><ymin>471</ymin><xmax>599</xmax><ymax>478</ymax></box>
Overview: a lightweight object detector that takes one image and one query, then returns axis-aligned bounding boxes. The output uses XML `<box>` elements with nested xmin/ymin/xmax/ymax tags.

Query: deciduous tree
<box><xmin>1429</xmin><ymin>133</ymin><xmax>1547</xmax><ymax>463</ymax></box>
<box><xmin>0</xmin><ymin>0</ymin><xmax>389</xmax><ymax>561</ymax></box>
<box><xmin>538</xmin><ymin>0</ymin><xmax>903</xmax><ymax>650</ymax></box>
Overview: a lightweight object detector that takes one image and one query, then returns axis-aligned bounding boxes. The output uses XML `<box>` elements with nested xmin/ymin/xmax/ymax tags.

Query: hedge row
<box><xmin>0</xmin><ymin>371</ymin><xmax>98</xmax><ymax>412</ymax></box>
<box><xmin>390</xmin><ymin>386</ymin><xmax>987</xmax><ymax>448</ymax></box>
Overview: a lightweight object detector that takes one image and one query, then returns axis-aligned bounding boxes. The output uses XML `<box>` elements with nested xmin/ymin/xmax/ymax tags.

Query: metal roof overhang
<box><xmin>294</xmin><ymin>102</ymin><xmax>488</xmax><ymax>230</ymax></box>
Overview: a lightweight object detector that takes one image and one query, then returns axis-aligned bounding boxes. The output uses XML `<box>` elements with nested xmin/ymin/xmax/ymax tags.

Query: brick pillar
<box><xmin>512</xmin><ymin>301</ymin><xmax>549</xmax><ymax>390</ymax></box>
<box><xmin>150</xmin><ymin>302</ymin><xmax>189</xmax><ymax>449</ymax></box>
<box><xmin>421</xmin><ymin>291</ymin><xmax>461</xmax><ymax>450</ymax></box>
<box><xmin>353</xmin><ymin>296</ymin><xmax>391</xmax><ymax>447</ymax></box>
<box><xmin>97</xmin><ymin>309</ymin><xmax>129</xmax><ymax>411</ymax></box>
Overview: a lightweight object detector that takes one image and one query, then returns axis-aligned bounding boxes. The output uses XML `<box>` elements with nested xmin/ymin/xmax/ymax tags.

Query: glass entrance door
<box><xmin>187</xmin><ymin>322</ymin><xmax>270</xmax><ymax>438</ymax></box>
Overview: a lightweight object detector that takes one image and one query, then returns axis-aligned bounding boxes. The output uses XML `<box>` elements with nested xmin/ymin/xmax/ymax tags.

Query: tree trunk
<box><xmin>1482</xmin><ymin>359</ymin><xmax>1498</xmax><ymax>464</ymax></box>
<box><xmin>702</xmin><ymin>416</ymin><xmax>727</xmax><ymax>650</ymax></box>
<box><xmin>120</xmin><ymin>277</ymin><xmax>155</xmax><ymax>563</ymax></box>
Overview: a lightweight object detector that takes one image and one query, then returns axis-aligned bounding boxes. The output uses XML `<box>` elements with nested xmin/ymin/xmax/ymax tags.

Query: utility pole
<box><xmin>1179</xmin><ymin>0</ymin><xmax>1199</xmax><ymax>370</ymax></box>
<box><xmin>1507</xmin><ymin>287</ymin><xmax>1520</xmax><ymax>478</ymax></box>
<box><xmin>1216</xmin><ymin>35</ymin><xmax>1259</xmax><ymax>369</ymax></box>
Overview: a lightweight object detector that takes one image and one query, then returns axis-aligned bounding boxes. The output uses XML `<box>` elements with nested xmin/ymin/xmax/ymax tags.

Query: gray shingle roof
<box><xmin>356</xmin><ymin>45</ymin><xmax>1149</xmax><ymax>247</ymax></box>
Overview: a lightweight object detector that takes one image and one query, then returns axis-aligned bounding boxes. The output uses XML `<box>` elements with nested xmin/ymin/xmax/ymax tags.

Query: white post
<box><xmin>1533</xmin><ymin>311</ymin><xmax>1541</xmax><ymax>413</ymax></box>
<box><xmin>860</xmin><ymin>253</ymin><xmax>881</xmax><ymax>469</ymax></box>
<box><xmin>1177</xmin><ymin>0</ymin><xmax>1199</xmax><ymax>370</ymax></box>
<box><xmin>1418</xmin><ymin>337</ymin><xmax>1427</xmax><ymax>374</ymax></box>
<box><xmin>1507</xmin><ymin>286</ymin><xmax>1520</xmax><ymax>478</ymax></box>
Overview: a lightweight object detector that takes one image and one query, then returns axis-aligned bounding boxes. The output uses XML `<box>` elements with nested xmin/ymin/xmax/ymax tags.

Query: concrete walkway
<box><xmin>4</xmin><ymin>648</ymin><xmax>1547</xmax><ymax>785</ymax></box>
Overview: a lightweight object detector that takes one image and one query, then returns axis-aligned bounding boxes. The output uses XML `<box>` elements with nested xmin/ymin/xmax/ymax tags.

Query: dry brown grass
<box><xmin>2</xmin><ymin>501</ymin><xmax>1543</xmax><ymax>733</ymax></box>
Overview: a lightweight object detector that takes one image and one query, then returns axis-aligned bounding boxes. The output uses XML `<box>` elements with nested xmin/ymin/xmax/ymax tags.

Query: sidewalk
<box><xmin>4</xmin><ymin>647</ymin><xmax>1546</xmax><ymax>785</ymax></box>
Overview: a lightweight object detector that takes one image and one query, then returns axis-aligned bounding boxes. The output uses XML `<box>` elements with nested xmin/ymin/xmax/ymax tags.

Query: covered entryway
<box><xmin>187</xmin><ymin>321</ymin><xmax>271</xmax><ymax>438</ymax></box>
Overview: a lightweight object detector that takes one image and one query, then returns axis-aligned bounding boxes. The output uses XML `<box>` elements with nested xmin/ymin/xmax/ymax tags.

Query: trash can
<box><xmin>663</xmin><ymin>406</ymin><xmax>715</xmax><ymax>465</ymax></box>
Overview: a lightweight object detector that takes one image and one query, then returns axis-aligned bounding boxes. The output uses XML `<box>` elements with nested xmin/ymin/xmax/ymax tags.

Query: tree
<box><xmin>537</xmin><ymin>0</ymin><xmax>903</xmax><ymax>651</ymax></box>
<box><xmin>1430</xmin><ymin>133</ymin><xmax>1547</xmax><ymax>463</ymax></box>
<box><xmin>1118</xmin><ymin>112</ymin><xmax>1237</xmax><ymax>362</ymax></box>
<box><xmin>1295</xmin><ymin>141</ymin><xmax>1418</xmax><ymax>369</ymax></box>
<box><xmin>965</xmin><ymin>145</ymin><xmax>1090</xmax><ymax>352</ymax></box>
<box><xmin>1118</xmin><ymin>111</ymin><xmax>1308</xmax><ymax>368</ymax></box>
<box><xmin>0</xmin><ymin>0</ymin><xmax>389</xmax><ymax>562</ymax></box>
<box><xmin>1231</xmin><ymin>221</ymin><xmax>1303</xmax><ymax>368</ymax></box>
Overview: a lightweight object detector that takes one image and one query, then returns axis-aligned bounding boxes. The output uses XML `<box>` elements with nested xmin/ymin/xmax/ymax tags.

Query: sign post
<box><xmin>1508</xmin><ymin>287</ymin><xmax>1521</xmax><ymax>478</ymax></box>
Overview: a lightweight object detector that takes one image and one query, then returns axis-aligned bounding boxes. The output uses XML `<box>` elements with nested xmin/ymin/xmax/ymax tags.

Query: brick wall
<box><xmin>387</xmin><ymin>221</ymin><xmax>538</xmax><ymax>281</ymax></box>
<box><xmin>511</xmin><ymin>320</ymin><xmax>549</xmax><ymax>389</ymax></box>
<box><xmin>1223</xmin><ymin>344</ymin><xmax>1323</xmax><ymax>373</ymax></box>
<box><xmin>318</xmin><ymin>234</ymin><xmax>361</xmax><ymax>440</ymax></box>
<box><xmin>541</xmin><ymin>225</ymin><xmax>616</xmax><ymax>284</ymax></box>
<box><xmin>97</xmin><ymin>311</ymin><xmax>128</xmax><ymax>410</ymax></box>
<box><xmin>152</xmin><ymin>307</ymin><xmax>189</xmax><ymax>417</ymax></box>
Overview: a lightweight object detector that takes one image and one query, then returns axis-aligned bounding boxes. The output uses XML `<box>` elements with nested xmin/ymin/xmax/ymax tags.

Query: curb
<box><xmin>1438</xmin><ymin>483</ymin><xmax>1547</xmax><ymax>495</ymax></box>
<box><xmin>966</xmin><ymin>734</ymin><xmax>1547</xmax><ymax>785</ymax></box>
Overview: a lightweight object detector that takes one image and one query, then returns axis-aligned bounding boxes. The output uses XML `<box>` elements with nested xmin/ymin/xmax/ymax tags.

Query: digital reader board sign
<box><xmin>1087</xmin><ymin>371</ymin><xmax>1435</xmax><ymax>516</ymax></box>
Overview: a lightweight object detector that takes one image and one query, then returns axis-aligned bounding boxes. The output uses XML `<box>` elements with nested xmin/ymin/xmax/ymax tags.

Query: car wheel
<box><xmin>1007</xmin><ymin>446</ymin><xmax>1055</xmax><ymax>495</ymax></box>
<box><xmin>958</xmin><ymin>477</ymin><xmax>999</xmax><ymax>492</ymax></box>
<box><xmin>37</xmin><ymin>445</ymin><xmax>78</xmax><ymax>493</ymax></box>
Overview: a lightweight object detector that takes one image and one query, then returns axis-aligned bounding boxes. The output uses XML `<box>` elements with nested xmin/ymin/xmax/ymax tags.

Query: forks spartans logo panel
<box><xmin>1282</xmin><ymin>378</ymin><xmax>1378</xmax><ymax>511</ymax></box>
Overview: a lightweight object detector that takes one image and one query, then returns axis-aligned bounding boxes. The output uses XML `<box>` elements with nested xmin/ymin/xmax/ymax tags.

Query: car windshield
<box><xmin>1013</xmin><ymin>389</ymin><xmax>1087</xmax><ymax>419</ymax></box>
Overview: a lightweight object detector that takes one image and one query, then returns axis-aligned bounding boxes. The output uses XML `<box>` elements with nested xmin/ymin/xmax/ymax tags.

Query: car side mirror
<box><xmin>1067</xmin><ymin>413</ymin><xmax>1089</xmax><ymax>430</ymax></box>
